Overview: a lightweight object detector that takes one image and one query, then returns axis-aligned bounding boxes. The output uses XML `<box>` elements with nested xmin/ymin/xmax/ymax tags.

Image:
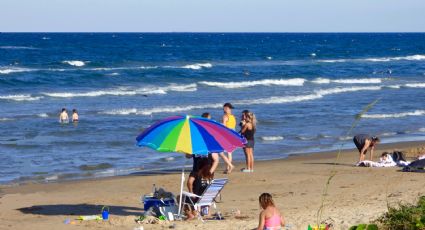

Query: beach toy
<box><xmin>101</xmin><ymin>206</ymin><xmax>110</xmax><ymax>220</ymax></box>
<box><xmin>78</xmin><ymin>215</ymin><xmax>102</xmax><ymax>221</ymax></box>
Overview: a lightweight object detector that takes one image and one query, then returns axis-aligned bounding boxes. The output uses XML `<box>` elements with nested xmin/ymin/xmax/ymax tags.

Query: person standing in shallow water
<box><xmin>353</xmin><ymin>134</ymin><xmax>380</xmax><ymax>162</ymax></box>
<box><xmin>240</xmin><ymin>110</ymin><xmax>256</xmax><ymax>173</ymax></box>
<box><xmin>59</xmin><ymin>108</ymin><xmax>69</xmax><ymax>123</ymax></box>
<box><xmin>72</xmin><ymin>109</ymin><xmax>79</xmax><ymax>123</ymax></box>
<box><xmin>221</xmin><ymin>103</ymin><xmax>236</xmax><ymax>173</ymax></box>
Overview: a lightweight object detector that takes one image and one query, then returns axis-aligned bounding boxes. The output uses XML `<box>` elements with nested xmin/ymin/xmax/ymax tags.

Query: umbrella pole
<box><xmin>177</xmin><ymin>160</ymin><xmax>186</xmax><ymax>219</ymax></box>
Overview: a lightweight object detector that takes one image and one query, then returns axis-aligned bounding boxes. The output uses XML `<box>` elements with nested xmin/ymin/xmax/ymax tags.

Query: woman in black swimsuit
<box><xmin>240</xmin><ymin>110</ymin><xmax>256</xmax><ymax>173</ymax></box>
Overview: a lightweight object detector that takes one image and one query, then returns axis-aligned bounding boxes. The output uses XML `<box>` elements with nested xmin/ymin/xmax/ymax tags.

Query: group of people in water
<box><xmin>59</xmin><ymin>108</ymin><xmax>79</xmax><ymax>123</ymax></box>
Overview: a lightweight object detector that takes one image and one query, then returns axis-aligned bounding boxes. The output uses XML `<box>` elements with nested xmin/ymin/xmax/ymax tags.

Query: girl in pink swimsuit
<box><xmin>257</xmin><ymin>193</ymin><xmax>285</xmax><ymax>230</ymax></box>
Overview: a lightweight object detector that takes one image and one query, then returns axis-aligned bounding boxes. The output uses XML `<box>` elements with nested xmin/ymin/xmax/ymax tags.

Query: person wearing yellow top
<box><xmin>221</xmin><ymin>102</ymin><xmax>236</xmax><ymax>173</ymax></box>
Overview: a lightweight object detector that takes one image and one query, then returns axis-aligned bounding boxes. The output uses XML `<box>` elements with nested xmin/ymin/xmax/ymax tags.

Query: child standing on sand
<box><xmin>257</xmin><ymin>193</ymin><xmax>285</xmax><ymax>230</ymax></box>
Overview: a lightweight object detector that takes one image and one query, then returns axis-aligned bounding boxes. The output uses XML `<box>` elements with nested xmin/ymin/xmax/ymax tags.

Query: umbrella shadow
<box><xmin>18</xmin><ymin>204</ymin><xmax>143</xmax><ymax>216</ymax></box>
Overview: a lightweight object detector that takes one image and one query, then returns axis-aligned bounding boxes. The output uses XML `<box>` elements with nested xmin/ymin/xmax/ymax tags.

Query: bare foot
<box><xmin>227</xmin><ymin>165</ymin><xmax>234</xmax><ymax>174</ymax></box>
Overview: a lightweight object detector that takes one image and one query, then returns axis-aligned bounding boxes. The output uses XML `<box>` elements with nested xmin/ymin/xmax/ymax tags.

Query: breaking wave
<box><xmin>260</xmin><ymin>136</ymin><xmax>284</xmax><ymax>141</ymax></box>
<box><xmin>102</xmin><ymin>85</ymin><xmax>384</xmax><ymax>116</ymax></box>
<box><xmin>199</xmin><ymin>78</ymin><xmax>305</xmax><ymax>89</ymax></box>
<box><xmin>181</xmin><ymin>63</ymin><xmax>213</xmax><ymax>70</ymax></box>
<box><xmin>0</xmin><ymin>94</ymin><xmax>43</xmax><ymax>101</ymax></box>
<box><xmin>0</xmin><ymin>46</ymin><xmax>38</xmax><ymax>50</ymax></box>
<box><xmin>62</xmin><ymin>60</ymin><xmax>86</xmax><ymax>67</ymax></box>
<box><xmin>318</xmin><ymin>55</ymin><xmax>425</xmax><ymax>63</ymax></box>
<box><xmin>0</xmin><ymin>67</ymin><xmax>35</xmax><ymax>74</ymax></box>
<box><xmin>311</xmin><ymin>78</ymin><xmax>382</xmax><ymax>84</ymax></box>
<box><xmin>404</xmin><ymin>83</ymin><xmax>425</xmax><ymax>88</ymax></box>
<box><xmin>362</xmin><ymin>110</ymin><xmax>425</xmax><ymax>119</ymax></box>
<box><xmin>43</xmin><ymin>84</ymin><xmax>197</xmax><ymax>98</ymax></box>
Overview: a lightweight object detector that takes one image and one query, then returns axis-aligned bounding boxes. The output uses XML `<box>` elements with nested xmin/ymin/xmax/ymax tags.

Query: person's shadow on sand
<box><xmin>18</xmin><ymin>204</ymin><xmax>143</xmax><ymax>216</ymax></box>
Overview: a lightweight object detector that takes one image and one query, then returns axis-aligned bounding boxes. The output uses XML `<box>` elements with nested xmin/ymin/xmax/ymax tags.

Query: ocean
<box><xmin>1</xmin><ymin>33</ymin><xmax>425</xmax><ymax>184</ymax></box>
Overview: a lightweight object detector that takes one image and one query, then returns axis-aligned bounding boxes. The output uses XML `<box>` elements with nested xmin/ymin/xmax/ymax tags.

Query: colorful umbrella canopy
<box><xmin>136</xmin><ymin>115</ymin><xmax>246</xmax><ymax>155</ymax></box>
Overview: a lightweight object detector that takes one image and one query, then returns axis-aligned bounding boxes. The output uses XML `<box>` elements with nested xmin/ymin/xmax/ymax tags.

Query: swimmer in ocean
<box><xmin>59</xmin><ymin>108</ymin><xmax>69</xmax><ymax>123</ymax></box>
<box><xmin>72</xmin><ymin>109</ymin><xmax>79</xmax><ymax>123</ymax></box>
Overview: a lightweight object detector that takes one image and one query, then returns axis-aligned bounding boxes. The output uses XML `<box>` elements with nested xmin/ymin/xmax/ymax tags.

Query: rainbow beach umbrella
<box><xmin>136</xmin><ymin>115</ymin><xmax>246</xmax><ymax>155</ymax></box>
<box><xmin>136</xmin><ymin>115</ymin><xmax>246</xmax><ymax>218</ymax></box>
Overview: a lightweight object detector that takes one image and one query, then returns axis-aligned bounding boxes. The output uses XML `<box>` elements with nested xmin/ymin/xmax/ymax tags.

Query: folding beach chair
<box><xmin>182</xmin><ymin>178</ymin><xmax>228</xmax><ymax>222</ymax></box>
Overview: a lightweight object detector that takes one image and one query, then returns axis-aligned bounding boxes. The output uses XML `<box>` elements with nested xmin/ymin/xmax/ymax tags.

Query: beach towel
<box><xmin>356</xmin><ymin>155</ymin><xmax>396</xmax><ymax>167</ymax></box>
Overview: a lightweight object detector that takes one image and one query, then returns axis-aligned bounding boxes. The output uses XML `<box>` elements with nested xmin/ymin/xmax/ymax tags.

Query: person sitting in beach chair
<box><xmin>182</xmin><ymin>177</ymin><xmax>228</xmax><ymax>222</ymax></box>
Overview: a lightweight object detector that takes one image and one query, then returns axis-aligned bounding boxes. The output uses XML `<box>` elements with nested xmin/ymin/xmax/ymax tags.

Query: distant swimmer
<box><xmin>353</xmin><ymin>134</ymin><xmax>380</xmax><ymax>162</ymax></box>
<box><xmin>72</xmin><ymin>109</ymin><xmax>79</xmax><ymax>122</ymax></box>
<box><xmin>59</xmin><ymin>108</ymin><xmax>69</xmax><ymax>123</ymax></box>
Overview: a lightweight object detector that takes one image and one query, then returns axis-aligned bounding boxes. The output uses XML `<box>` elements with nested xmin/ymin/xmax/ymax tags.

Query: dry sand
<box><xmin>1</xmin><ymin>141</ymin><xmax>425</xmax><ymax>230</ymax></box>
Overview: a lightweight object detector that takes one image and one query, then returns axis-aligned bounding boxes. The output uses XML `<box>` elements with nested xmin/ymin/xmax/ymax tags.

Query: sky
<box><xmin>1</xmin><ymin>0</ymin><xmax>424</xmax><ymax>32</ymax></box>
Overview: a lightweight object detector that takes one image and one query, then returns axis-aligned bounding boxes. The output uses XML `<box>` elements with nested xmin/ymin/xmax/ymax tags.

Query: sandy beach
<box><xmin>1</xmin><ymin>141</ymin><xmax>424</xmax><ymax>230</ymax></box>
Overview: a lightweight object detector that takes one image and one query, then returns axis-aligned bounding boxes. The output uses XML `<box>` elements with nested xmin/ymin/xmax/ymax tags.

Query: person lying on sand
<box><xmin>257</xmin><ymin>193</ymin><xmax>285</xmax><ymax>230</ymax></box>
<box><xmin>353</xmin><ymin>134</ymin><xmax>380</xmax><ymax>162</ymax></box>
<box><xmin>356</xmin><ymin>152</ymin><xmax>410</xmax><ymax>167</ymax></box>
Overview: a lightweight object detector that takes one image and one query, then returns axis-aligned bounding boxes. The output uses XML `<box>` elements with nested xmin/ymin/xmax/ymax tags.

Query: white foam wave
<box><xmin>380</xmin><ymin>132</ymin><xmax>397</xmax><ymax>137</ymax></box>
<box><xmin>365</xmin><ymin>55</ymin><xmax>425</xmax><ymax>62</ymax></box>
<box><xmin>62</xmin><ymin>60</ymin><xmax>86</xmax><ymax>67</ymax></box>
<box><xmin>318</xmin><ymin>55</ymin><xmax>425</xmax><ymax>63</ymax></box>
<box><xmin>0</xmin><ymin>46</ymin><xmax>38</xmax><ymax>50</ymax></box>
<box><xmin>38</xmin><ymin>113</ymin><xmax>49</xmax><ymax>118</ymax></box>
<box><xmin>311</xmin><ymin>78</ymin><xmax>381</xmax><ymax>84</ymax></box>
<box><xmin>181</xmin><ymin>63</ymin><xmax>212</xmax><ymax>70</ymax></box>
<box><xmin>103</xmin><ymin>85</ymin><xmax>383</xmax><ymax>116</ymax></box>
<box><xmin>0</xmin><ymin>118</ymin><xmax>14</xmax><ymax>122</ymax></box>
<box><xmin>0</xmin><ymin>94</ymin><xmax>43</xmax><ymax>101</ymax></box>
<box><xmin>43</xmin><ymin>84</ymin><xmax>197</xmax><ymax>98</ymax></box>
<box><xmin>261</xmin><ymin>136</ymin><xmax>284</xmax><ymax>141</ymax></box>
<box><xmin>332</xmin><ymin>78</ymin><xmax>382</xmax><ymax>84</ymax></box>
<box><xmin>404</xmin><ymin>83</ymin><xmax>425</xmax><ymax>88</ymax></box>
<box><xmin>311</xmin><ymin>78</ymin><xmax>331</xmax><ymax>84</ymax></box>
<box><xmin>0</xmin><ymin>67</ymin><xmax>35</xmax><ymax>74</ymax></box>
<box><xmin>419</xmin><ymin>128</ymin><xmax>425</xmax><ymax>132</ymax></box>
<box><xmin>199</xmin><ymin>78</ymin><xmax>305</xmax><ymax>89</ymax></box>
<box><xmin>318</xmin><ymin>59</ymin><xmax>347</xmax><ymax>63</ymax></box>
<box><xmin>362</xmin><ymin>110</ymin><xmax>425</xmax><ymax>119</ymax></box>
<box><xmin>338</xmin><ymin>136</ymin><xmax>352</xmax><ymax>141</ymax></box>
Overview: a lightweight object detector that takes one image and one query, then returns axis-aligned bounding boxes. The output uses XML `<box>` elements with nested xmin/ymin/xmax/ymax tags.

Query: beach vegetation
<box><xmin>377</xmin><ymin>195</ymin><xmax>425</xmax><ymax>230</ymax></box>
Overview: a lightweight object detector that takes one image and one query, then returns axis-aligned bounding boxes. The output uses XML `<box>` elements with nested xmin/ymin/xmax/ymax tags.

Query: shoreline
<box><xmin>2</xmin><ymin>139</ymin><xmax>425</xmax><ymax>189</ymax></box>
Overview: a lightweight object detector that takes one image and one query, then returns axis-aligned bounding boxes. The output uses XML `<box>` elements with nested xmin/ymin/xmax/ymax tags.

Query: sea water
<box><xmin>1</xmin><ymin>33</ymin><xmax>425</xmax><ymax>183</ymax></box>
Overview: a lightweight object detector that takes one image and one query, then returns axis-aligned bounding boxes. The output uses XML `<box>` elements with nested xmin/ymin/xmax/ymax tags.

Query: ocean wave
<box><xmin>338</xmin><ymin>136</ymin><xmax>352</xmax><ymax>141</ymax></box>
<box><xmin>380</xmin><ymin>132</ymin><xmax>398</xmax><ymax>137</ymax></box>
<box><xmin>181</xmin><ymin>63</ymin><xmax>212</xmax><ymax>70</ymax></box>
<box><xmin>0</xmin><ymin>46</ymin><xmax>38</xmax><ymax>50</ymax></box>
<box><xmin>101</xmin><ymin>102</ymin><xmax>223</xmax><ymax>116</ymax></box>
<box><xmin>318</xmin><ymin>54</ymin><xmax>425</xmax><ymax>63</ymax></box>
<box><xmin>0</xmin><ymin>118</ymin><xmax>14</xmax><ymax>122</ymax></box>
<box><xmin>199</xmin><ymin>78</ymin><xmax>305</xmax><ymax>89</ymax></box>
<box><xmin>311</xmin><ymin>78</ymin><xmax>382</xmax><ymax>84</ymax></box>
<box><xmin>364</xmin><ymin>55</ymin><xmax>425</xmax><ymax>62</ymax></box>
<box><xmin>62</xmin><ymin>60</ymin><xmax>86</xmax><ymax>67</ymax></box>
<box><xmin>43</xmin><ymin>84</ymin><xmax>197</xmax><ymax>98</ymax></box>
<box><xmin>311</xmin><ymin>78</ymin><xmax>331</xmax><ymax>84</ymax></box>
<box><xmin>404</xmin><ymin>83</ymin><xmax>425</xmax><ymax>88</ymax></box>
<box><xmin>260</xmin><ymin>136</ymin><xmax>284</xmax><ymax>141</ymax></box>
<box><xmin>362</xmin><ymin>110</ymin><xmax>425</xmax><ymax>119</ymax></box>
<box><xmin>102</xmin><ymin>85</ymin><xmax>384</xmax><ymax>116</ymax></box>
<box><xmin>0</xmin><ymin>67</ymin><xmax>35</xmax><ymax>74</ymax></box>
<box><xmin>317</xmin><ymin>59</ymin><xmax>347</xmax><ymax>63</ymax></box>
<box><xmin>0</xmin><ymin>94</ymin><xmax>43</xmax><ymax>101</ymax></box>
<box><xmin>38</xmin><ymin>113</ymin><xmax>49</xmax><ymax>118</ymax></box>
<box><xmin>419</xmin><ymin>128</ymin><xmax>425</xmax><ymax>132</ymax></box>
